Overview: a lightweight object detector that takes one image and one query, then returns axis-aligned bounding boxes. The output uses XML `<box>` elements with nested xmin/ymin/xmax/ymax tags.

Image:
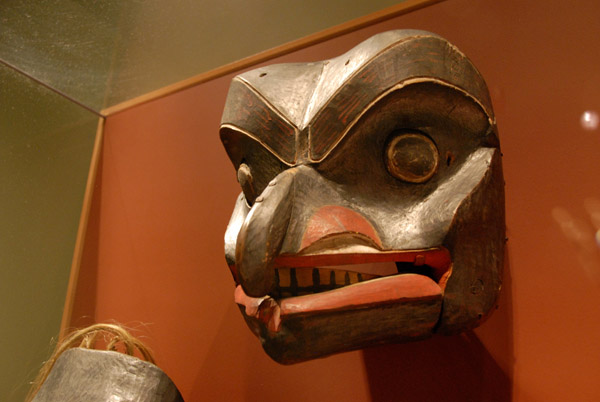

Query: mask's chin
<box><xmin>234</xmin><ymin>247</ymin><xmax>452</xmax><ymax>364</ymax></box>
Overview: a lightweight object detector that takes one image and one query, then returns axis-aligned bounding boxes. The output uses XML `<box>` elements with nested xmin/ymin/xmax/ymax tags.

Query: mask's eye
<box><xmin>384</xmin><ymin>132</ymin><xmax>439</xmax><ymax>183</ymax></box>
<box><xmin>237</xmin><ymin>162</ymin><xmax>256</xmax><ymax>205</ymax></box>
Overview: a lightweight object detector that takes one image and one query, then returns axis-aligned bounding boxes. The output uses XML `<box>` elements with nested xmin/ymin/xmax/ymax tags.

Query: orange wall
<box><xmin>72</xmin><ymin>0</ymin><xmax>600</xmax><ymax>400</ymax></box>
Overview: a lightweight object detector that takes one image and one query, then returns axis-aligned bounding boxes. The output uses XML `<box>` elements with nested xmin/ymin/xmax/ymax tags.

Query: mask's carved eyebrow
<box><xmin>220</xmin><ymin>33</ymin><xmax>494</xmax><ymax>169</ymax></box>
<box><xmin>307</xmin><ymin>35</ymin><xmax>493</xmax><ymax>163</ymax></box>
<box><xmin>220</xmin><ymin>78</ymin><xmax>298</xmax><ymax>165</ymax></box>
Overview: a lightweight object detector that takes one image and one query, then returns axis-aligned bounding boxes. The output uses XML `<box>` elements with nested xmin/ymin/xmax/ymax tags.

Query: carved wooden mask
<box><xmin>220</xmin><ymin>30</ymin><xmax>505</xmax><ymax>364</ymax></box>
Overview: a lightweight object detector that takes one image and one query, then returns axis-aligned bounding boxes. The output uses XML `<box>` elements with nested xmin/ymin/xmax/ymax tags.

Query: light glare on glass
<box><xmin>580</xmin><ymin>110</ymin><xmax>599</xmax><ymax>131</ymax></box>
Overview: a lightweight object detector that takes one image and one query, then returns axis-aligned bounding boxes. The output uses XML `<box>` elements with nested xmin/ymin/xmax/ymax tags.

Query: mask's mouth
<box><xmin>234</xmin><ymin>247</ymin><xmax>452</xmax><ymax>333</ymax></box>
<box><xmin>273</xmin><ymin>247</ymin><xmax>450</xmax><ymax>297</ymax></box>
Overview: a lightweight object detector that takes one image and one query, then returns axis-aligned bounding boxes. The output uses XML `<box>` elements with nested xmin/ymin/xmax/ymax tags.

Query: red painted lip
<box><xmin>234</xmin><ymin>247</ymin><xmax>452</xmax><ymax>333</ymax></box>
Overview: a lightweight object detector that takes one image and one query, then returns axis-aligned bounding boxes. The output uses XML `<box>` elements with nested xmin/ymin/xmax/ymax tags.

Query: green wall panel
<box><xmin>0</xmin><ymin>63</ymin><xmax>98</xmax><ymax>401</ymax></box>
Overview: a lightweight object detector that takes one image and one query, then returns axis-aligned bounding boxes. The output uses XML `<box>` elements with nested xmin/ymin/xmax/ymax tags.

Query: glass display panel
<box><xmin>0</xmin><ymin>63</ymin><xmax>98</xmax><ymax>401</ymax></box>
<box><xmin>0</xmin><ymin>0</ymin><xmax>407</xmax><ymax>111</ymax></box>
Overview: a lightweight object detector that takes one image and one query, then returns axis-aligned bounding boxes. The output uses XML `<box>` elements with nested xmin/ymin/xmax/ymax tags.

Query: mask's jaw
<box><xmin>233</xmin><ymin>247</ymin><xmax>451</xmax><ymax>364</ymax></box>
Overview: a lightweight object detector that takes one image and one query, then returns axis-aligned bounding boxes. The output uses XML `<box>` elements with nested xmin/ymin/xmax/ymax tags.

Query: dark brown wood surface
<box><xmin>220</xmin><ymin>30</ymin><xmax>504</xmax><ymax>363</ymax></box>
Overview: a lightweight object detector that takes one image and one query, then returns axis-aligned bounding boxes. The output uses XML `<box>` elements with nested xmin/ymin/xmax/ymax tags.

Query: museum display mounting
<box><xmin>220</xmin><ymin>30</ymin><xmax>505</xmax><ymax>364</ymax></box>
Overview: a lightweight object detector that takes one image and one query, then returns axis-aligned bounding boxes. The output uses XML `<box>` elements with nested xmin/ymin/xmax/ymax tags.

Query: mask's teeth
<box><xmin>275</xmin><ymin>267</ymin><xmax>378</xmax><ymax>298</ymax></box>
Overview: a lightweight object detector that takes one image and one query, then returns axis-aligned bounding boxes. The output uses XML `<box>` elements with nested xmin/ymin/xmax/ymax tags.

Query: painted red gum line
<box><xmin>235</xmin><ymin>274</ymin><xmax>442</xmax><ymax>332</ymax></box>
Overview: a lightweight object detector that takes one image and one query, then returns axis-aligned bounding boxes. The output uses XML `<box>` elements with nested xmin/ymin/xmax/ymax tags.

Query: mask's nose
<box><xmin>234</xmin><ymin>165</ymin><xmax>387</xmax><ymax>298</ymax></box>
<box><xmin>235</xmin><ymin>168</ymin><xmax>297</xmax><ymax>297</ymax></box>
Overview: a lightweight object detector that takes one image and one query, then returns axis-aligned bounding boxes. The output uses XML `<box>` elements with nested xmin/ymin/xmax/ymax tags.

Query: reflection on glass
<box><xmin>0</xmin><ymin>64</ymin><xmax>98</xmax><ymax>401</ymax></box>
<box><xmin>580</xmin><ymin>110</ymin><xmax>599</xmax><ymax>131</ymax></box>
<box><xmin>584</xmin><ymin>198</ymin><xmax>600</xmax><ymax>248</ymax></box>
<box><xmin>0</xmin><ymin>0</ymin><xmax>406</xmax><ymax>111</ymax></box>
<box><xmin>552</xmin><ymin>199</ymin><xmax>600</xmax><ymax>286</ymax></box>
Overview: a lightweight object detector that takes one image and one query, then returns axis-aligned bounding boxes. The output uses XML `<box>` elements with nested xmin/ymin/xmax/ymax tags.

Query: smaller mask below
<box><xmin>32</xmin><ymin>348</ymin><xmax>183</xmax><ymax>402</ymax></box>
<box><xmin>29</xmin><ymin>324</ymin><xmax>183</xmax><ymax>402</ymax></box>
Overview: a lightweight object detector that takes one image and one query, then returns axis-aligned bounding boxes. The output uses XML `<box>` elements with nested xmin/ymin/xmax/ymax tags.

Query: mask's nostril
<box><xmin>237</xmin><ymin>163</ymin><xmax>256</xmax><ymax>205</ymax></box>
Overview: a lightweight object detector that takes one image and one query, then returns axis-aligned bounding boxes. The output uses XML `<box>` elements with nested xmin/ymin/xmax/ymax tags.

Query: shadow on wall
<box><xmin>363</xmin><ymin>258</ymin><xmax>514</xmax><ymax>402</ymax></box>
